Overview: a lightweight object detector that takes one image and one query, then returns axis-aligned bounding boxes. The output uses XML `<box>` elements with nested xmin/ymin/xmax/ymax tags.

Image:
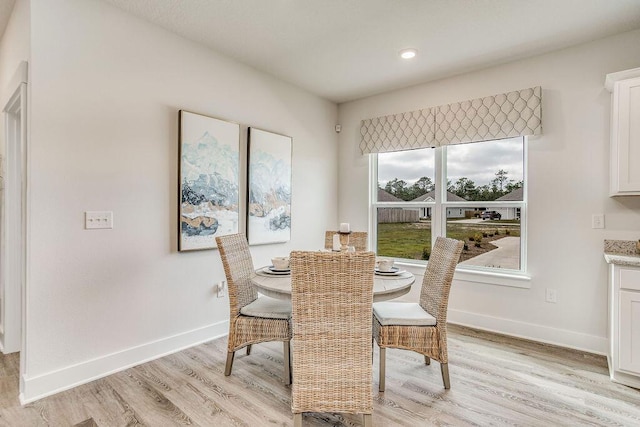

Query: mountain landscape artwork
<box><xmin>247</xmin><ymin>128</ymin><xmax>292</xmax><ymax>245</ymax></box>
<box><xmin>179</xmin><ymin>111</ymin><xmax>240</xmax><ymax>251</ymax></box>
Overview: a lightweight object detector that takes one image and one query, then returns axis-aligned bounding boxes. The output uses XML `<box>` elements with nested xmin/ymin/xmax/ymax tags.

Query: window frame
<box><xmin>370</xmin><ymin>137</ymin><xmax>529</xmax><ymax>284</ymax></box>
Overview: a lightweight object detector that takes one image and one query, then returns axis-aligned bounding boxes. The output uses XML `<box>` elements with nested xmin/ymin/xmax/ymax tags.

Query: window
<box><xmin>373</xmin><ymin>137</ymin><xmax>526</xmax><ymax>274</ymax></box>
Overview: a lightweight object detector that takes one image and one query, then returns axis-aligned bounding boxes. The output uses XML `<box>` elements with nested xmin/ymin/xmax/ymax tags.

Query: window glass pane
<box><xmin>447</xmin><ymin>218</ymin><xmax>521</xmax><ymax>270</ymax></box>
<box><xmin>446</xmin><ymin>138</ymin><xmax>523</xmax><ymax>202</ymax></box>
<box><xmin>378</xmin><ymin>148</ymin><xmax>435</xmax><ymax>201</ymax></box>
<box><xmin>377</xmin><ymin>148</ymin><xmax>434</xmax><ymax>260</ymax></box>
<box><xmin>375</xmin><ymin>139</ymin><xmax>525</xmax><ymax>273</ymax></box>
<box><xmin>377</xmin><ymin>208</ymin><xmax>431</xmax><ymax>260</ymax></box>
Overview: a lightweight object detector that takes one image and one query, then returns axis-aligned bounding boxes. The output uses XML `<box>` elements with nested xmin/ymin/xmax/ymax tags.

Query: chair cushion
<box><xmin>240</xmin><ymin>296</ymin><xmax>291</xmax><ymax>319</ymax></box>
<box><xmin>373</xmin><ymin>302</ymin><xmax>437</xmax><ymax>326</ymax></box>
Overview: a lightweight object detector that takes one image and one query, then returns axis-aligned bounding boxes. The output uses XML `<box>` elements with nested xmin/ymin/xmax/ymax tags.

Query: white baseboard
<box><xmin>20</xmin><ymin>320</ymin><xmax>229</xmax><ymax>404</ymax></box>
<box><xmin>448</xmin><ymin>309</ymin><xmax>608</xmax><ymax>355</ymax></box>
<box><xmin>18</xmin><ymin>312</ymin><xmax>608</xmax><ymax>403</ymax></box>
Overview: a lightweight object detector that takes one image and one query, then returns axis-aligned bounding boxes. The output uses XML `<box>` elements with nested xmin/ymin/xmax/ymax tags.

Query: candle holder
<box><xmin>339</xmin><ymin>231</ymin><xmax>351</xmax><ymax>252</ymax></box>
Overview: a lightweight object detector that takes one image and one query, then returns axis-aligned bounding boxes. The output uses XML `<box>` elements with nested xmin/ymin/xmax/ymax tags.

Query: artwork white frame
<box><xmin>247</xmin><ymin>128</ymin><xmax>292</xmax><ymax>245</ymax></box>
<box><xmin>178</xmin><ymin>110</ymin><xmax>240</xmax><ymax>251</ymax></box>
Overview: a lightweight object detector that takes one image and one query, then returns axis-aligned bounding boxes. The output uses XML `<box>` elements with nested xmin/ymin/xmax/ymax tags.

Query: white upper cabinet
<box><xmin>606</xmin><ymin>67</ymin><xmax>640</xmax><ymax>196</ymax></box>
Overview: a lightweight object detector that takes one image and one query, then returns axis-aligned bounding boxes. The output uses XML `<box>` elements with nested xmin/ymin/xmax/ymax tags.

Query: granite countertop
<box><xmin>604</xmin><ymin>239</ymin><xmax>640</xmax><ymax>267</ymax></box>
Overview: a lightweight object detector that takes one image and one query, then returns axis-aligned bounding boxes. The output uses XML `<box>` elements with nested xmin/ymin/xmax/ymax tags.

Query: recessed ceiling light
<box><xmin>400</xmin><ymin>48</ymin><xmax>417</xmax><ymax>59</ymax></box>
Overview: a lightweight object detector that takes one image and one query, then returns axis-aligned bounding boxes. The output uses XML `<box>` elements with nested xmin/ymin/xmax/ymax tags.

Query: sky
<box><xmin>378</xmin><ymin>137</ymin><xmax>524</xmax><ymax>188</ymax></box>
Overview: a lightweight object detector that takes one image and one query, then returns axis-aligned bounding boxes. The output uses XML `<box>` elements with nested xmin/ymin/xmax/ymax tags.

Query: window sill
<box><xmin>395</xmin><ymin>261</ymin><xmax>531</xmax><ymax>289</ymax></box>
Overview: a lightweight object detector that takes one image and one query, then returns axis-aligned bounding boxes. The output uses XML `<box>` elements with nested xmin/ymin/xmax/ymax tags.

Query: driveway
<box><xmin>459</xmin><ymin>236</ymin><xmax>520</xmax><ymax>269</ymax></box>
<box><xmin>452</xmin><ymin>218</ymin><xmax>484</xmax><ymax>224</ymax></box>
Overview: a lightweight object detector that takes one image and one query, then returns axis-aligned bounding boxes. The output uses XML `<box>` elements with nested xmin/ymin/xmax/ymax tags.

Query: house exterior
<box><xmin>411</xmin><ymin>190</ymin><xmax>471</xmax><ymax>219</ymax></box>
<box><xmin>494</xmin><ymin>187</ymin><xmax>524</xmax><ymax>220</ymax></box>
<box><xmin>377</xmin><ymin>188</ymin><xmax>403</xmax><ymax>202</ymax></box>
<box><xmin>377</xmin><ymin>189</ymin><xmax>418</xmax><ymax>223</ymax></box>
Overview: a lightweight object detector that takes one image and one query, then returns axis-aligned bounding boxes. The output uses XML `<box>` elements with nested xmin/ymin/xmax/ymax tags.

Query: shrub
<box><xmin>474</xmin><ymin>232</ymin><xmax>483</xmax><ymax>247</ymax></box>
<box><xmin>505</xmin><ymin>229</ymin><xmax>511</xmax><ymax>235</ymax></box>
<box><xmin>421</xmin><ymin>247</ymin><xmax>430</xmax><ymax>260</ymax></box>
<box><xmin>482</xmin><ymin>232</ymin><xmax>488</xmax><ymax>238</ymax></box>
<box><xmin>494</xmin><ymin>229</ymin><xmax>500</xmax><ymax>235</ymax></box>
<box><xmin>463</xmin><ymin>243</ymin><xmax>469</xmax><ymax>251</ymax></box>
<box><xmin>468</xmin><ymin>235</ymin><xmax>475</xmax><ymax>241</ymax></box>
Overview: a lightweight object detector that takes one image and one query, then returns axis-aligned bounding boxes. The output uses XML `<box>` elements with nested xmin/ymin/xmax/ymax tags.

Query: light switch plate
<box><xmin>85</xmin><ymin>211</ymin><xmax>113</xmax><ymax>229</ymax></box>
<box><xmin>217</xmin><ymin>281</ymin><xmax>226</xmax><ymax>298</ymax></box>
<box><xmin>545</xmin><ymin>288</ymin><xmax>558</xmax><ymax>303</ymax></box>
<box><xmin>592</xmin><ymin>214</ymin><xmax>605</xmax><ymax>229</ymax></box>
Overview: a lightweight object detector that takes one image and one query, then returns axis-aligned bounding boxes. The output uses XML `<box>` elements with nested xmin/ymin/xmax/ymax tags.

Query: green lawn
<box><xmin>377</xmin><ymin>222</ymin><xmax>432</xmax><ymax>260</ymax></box>
<box><xmin>377</xmin><ymin>220</ymin><xmax>520</xmax><ymax>260</ymax></box>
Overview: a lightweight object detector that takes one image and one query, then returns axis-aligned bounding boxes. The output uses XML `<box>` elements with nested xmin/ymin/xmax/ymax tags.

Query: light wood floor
<box><xmin>1</xmin><ymin>325</ymin><xmax>639</xmax><ymax>426</ymax></box>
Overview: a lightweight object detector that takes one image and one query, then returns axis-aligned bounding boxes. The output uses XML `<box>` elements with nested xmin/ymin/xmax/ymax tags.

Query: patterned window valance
<box><xmin>360</xmin><ymin>86</ymin><xmax>542</xmax><ymax>154</ymax></box>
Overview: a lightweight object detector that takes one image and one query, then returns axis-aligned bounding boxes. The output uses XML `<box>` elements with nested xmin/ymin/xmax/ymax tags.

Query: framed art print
<box><xmin>178</xmin><ymin>110</ymin><xmax>240</xmax><ymax>251</ymax></box>
<box><xmin>247</xmin><ymin>127</ymin><xmax>292</xmax><ymax>245</ymax></box>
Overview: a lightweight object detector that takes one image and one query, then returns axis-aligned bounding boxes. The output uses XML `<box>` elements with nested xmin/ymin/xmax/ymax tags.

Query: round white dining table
<box><xmin>250</xmin><ymin>267</ymin><xmax>415</xmax><ymax>302</ymax></box>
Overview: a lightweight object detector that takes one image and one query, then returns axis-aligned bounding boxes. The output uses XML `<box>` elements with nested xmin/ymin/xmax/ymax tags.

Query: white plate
<box><xmin>261</xmin><ymin>267</ymin><xmax>290</xmax><ymax>276</ymax></box>
<box><xmin>375</xmin><ymin>266</ymin><xmax>399</xmax><ymax>273</ymax></box>
<box><xmin>375</xmin><ymin>269</ymin><xmax>406</xmax><ymax>276</ymax></box>
<box><xmin>269</xmin><ymin>266</ymin><xmax>291</xmax><ymax>273</ymax></box>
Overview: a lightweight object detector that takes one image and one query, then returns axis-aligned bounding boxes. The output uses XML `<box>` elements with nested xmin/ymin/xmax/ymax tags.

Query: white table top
<box><xmin>250</xmin><ymin>266</ymin><xmax>416</xmax><ymax>302</ymax></box>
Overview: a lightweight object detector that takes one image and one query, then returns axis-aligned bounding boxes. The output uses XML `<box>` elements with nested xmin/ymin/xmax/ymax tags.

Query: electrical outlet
<box><xmin>85</xmin><ymin>211</ymin><xmax>113</xmax><ymax>229</ymax></box>
<box><xmin>217</xmin><ymin>281</ymin><xmax>226</xmax><ymax>298</ymax></box>
<box><xmin>545</xmin><ymin>288</ymin><xmax>557</xmax><ymax>303</ymax></box>
<box><xmin>592</xmin><ymin>214</ymin><xmax>605</xmax><ymax>229</ymax></box>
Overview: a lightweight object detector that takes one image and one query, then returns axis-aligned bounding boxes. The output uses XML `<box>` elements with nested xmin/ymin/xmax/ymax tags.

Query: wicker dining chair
<box><xmin>324</xmin><ymin>230</ymin><xmax>368</xmax><ymax>251</ymax></box>
<box><xmin>373</xmin><ymin>237</ymin><xmax>464</xmax><ymax>391</ymax></box>
<box><xmin>216</xmin><ymin>233</ymin><xmax>292</xmax><ymax>384</ymax></box>
<box><xmin>290</xmin><ymin>251</ymin><xmax>376</xmax><ymax>427</ymax></box>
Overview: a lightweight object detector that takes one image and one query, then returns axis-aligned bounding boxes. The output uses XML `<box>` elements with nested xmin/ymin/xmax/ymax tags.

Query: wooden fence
<box><xmin>378</xmin><ymin>208</ymin><xmax>419</xmax><ymax>223</ymax></box>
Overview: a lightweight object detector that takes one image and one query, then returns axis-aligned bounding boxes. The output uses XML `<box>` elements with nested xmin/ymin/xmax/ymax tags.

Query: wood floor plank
<box><xmin>0</xmin><ymin>324</ymin><xmax>638</xmax><ymax>426</ymax></box>
<box><xmin>71</xmin><ymin>378</ymin><xmax>146</xmax><ymax>427</ymax></box>
<box><xmin>74</xmin><ymin>417</ymin><xmax>98</xmax><ymax>427</ymax></box>
<box><xmin>105</xmin><ymin>368</ymin><xmax>192</xmax><ymax>426</ymax></box>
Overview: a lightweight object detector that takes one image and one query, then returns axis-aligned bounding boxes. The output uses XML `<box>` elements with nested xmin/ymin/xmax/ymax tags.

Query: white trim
<box><xmin>2</xmin><ymin>61</ymin><xmax>28</xmax><ymax>357</ymax></box>
<box><xmin>434</xmin><ymin>147</ymin><xmax>445</xmax><ymax>246</ymax></box>
<box><xmin>453</xmin><ymin>268</ymin><xmax>531</xmax><ymax>288</ymax></box>
<box><xmin>610</xmin><ymin>369</ymin><xmax>640</xmax><ymax>389</ymax></box>
<box><xmin>394</xmin><ymin>261</ymin><xmax>531</xmax><ymax>289</ymax></box>
<box><xmin>520</xmin><ymin>138</ymin><xmax>529</xmax><ymax>272</ymax></box>
<box><xmin>0</xmin><ymin>61</ymin><xmax>27</xmax><ymax>109</ymax></box>
<box><xmin>368</xmin><ymin>154</ymin><xmax>378</xmax><ymax>251</ymax></box>
<box><xmin>448</xmin><ymin>309</ymin><xmax>607</xmax><ymax>355</ymax></box>
<box><xmin>397</xmin><ymin>261</ymin><xmax>532</xmax><ymax>289</ymax></box>
<box><xmin>20</xmin><ymin>321</ymin><xmax>229</xmax><ymax>404</ymax></box>
<box><xmin>605</xmin><ymin>67</ymin><xmax>640</xmax><ymax>92</ymax></box>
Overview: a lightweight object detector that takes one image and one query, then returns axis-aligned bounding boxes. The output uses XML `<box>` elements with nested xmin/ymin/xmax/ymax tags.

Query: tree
<box><xmin>475</xmin><ymin>184</ymin><xmax>492</xmax><ymax>201</ymax></box>
<box><xmin>453</xmin><ymin>177</ymin><xmax>476</xmax><ymax>199</ymax></box>
<box><xmin>384</xmin><ymin>178</ymin><xmax>409</xmax><ymax>199</ymax></box>
<box><xmin>492</xmin><ymin>169</ymin><xmax>509</xmax><ymax>192</ymax></box>
<box><xmin>381</xmin><ymin>168</ymin><xmax>523</xmax><ymax>202</ymax></box>
<box><xmin>413</xmin><ymin>176</ymin><xmax>434</xmax><ymax>193</ymax></box>
<box><xmin>505</xmin><ymin>180</ymin><xmax>523</xmax><ymax>193</ymax></box>
<box><xmin>407</xmin><ymin>176</ymin><xmax>434</xmax><ymax>199</ymax></box>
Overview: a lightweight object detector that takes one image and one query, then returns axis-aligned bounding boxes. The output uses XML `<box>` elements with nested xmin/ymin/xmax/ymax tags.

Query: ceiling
<box><xmin>3</xmin><ymin>1</ymin><xmax>640</xmax><ymax>103</ymax></box>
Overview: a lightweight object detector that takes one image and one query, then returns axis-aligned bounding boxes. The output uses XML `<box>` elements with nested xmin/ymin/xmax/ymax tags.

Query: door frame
<box><xmin>1</xmin><ymin>62</ymin><xmax>28</xmax><ymax>384</ymax></box>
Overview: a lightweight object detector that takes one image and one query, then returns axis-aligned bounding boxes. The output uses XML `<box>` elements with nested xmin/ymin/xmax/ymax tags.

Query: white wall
<box><xmin>0</xmin><ymin>0</ymin><xmax>29</xmax><ymax>156</ymax></box>
<box><xmin>22</xmin><ymin>0</ymin><xmax>337</xmax><ymax>401</ymax></box>
<box><xmin>0</xmin><ymin>0</ymin><xmax>29</xmax><ymax>352</ymax></box>
<box><xmin>338</xmin><ymin>29</ymin><xmax>640</xmax><ymax>354</ymax></box>
<box><xmin>0</xmin><ymin>0</ymin><xmax>29</xmax><ymax>99</ymax></box>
